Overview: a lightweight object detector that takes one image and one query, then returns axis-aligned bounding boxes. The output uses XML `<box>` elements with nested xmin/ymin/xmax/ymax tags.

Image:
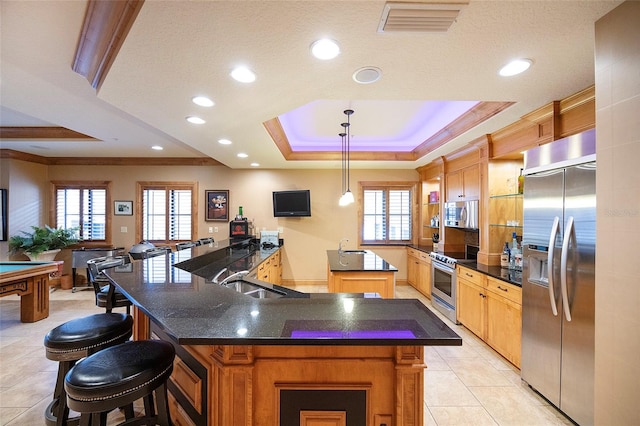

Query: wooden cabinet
<box><xmin>446</xmin><ymin>165</ymin><xmax>479</xmax><ymax>201</ymax></box>
<box><xmin>485</xmin><ymin>277</ymin><xmax>522</xmax><ymax>367</ymax></box>
<box><xmin>456</xmin><ymin>266</ymin><xmax>522</xmax><ymax>367</ymax></box>
<box><xmin>406</xmin><ymin>248</ymin><xmax>431</xmax><ymax>299</ymax></box>
<box><xmin>456</xmin><ymin>266</ymin><xmax>486</xmax><ymax>338</ymax></box>
<box><xmin>258</xmin><ymin>250</ymin><xmax>282</xmax><ymax>285</ymax></box>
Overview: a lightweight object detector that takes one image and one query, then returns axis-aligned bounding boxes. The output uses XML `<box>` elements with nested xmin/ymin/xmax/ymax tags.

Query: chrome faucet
<box><xmin>212</xmin><ymin>268</ymin><xmax>228</xmax><ymax>284</ymax></box>
<box><xmin>218</xmin><ymin>270</ymin><xmax>249</xmax><ymax>286</ymax></box>
<box><xmin>338</xmin><ymin>238</ymin><xmax>348</xmax><ymax>254</ymax></box>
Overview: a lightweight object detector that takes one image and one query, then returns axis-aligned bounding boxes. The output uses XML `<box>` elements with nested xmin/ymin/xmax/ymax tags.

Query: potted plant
<box><xmin>8</xmin><ymin>225</ymin><xmax>80</xmax><ymax>261</ymax></box>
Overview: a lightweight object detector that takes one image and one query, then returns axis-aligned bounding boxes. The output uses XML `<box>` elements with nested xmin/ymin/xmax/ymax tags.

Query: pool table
<box><xmin>0</xmin><ymin>261</ymin><xmax>59</xmax><ymax>322</ymax></box>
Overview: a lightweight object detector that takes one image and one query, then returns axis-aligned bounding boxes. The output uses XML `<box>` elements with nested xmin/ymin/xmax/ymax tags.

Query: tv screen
<box><xmin>273</xmin><ymin>190</ymin><xmax>311</xmax><ymax>217</ymax></box>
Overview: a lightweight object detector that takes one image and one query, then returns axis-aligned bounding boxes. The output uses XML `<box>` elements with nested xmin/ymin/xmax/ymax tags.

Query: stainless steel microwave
<box><xmin>444</xmin><ymin>200</ymin><xmax>479</xmax><ymax>229</ymax></box>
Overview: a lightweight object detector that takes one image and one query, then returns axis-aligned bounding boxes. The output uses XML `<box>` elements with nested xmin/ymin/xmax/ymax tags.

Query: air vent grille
<box><xmin>378</xmin><ymin>2</ymin><xmax>468</xmax><ymax>33</ymax></box>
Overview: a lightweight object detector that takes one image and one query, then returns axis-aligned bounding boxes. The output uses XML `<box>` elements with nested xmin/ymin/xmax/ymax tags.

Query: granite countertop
<box><xmin>326</xmin><ymin>250</ymin><xmax>398</xmax><ymax>272</ymax></box>
<box><xmin>106</xmin><ymin>240</ymin><xmax>460</xmax><ymax>347</ymax></box>
<box><xmin>408</xmin><ymin>245</ymin><xmax>522</xmax><ymax>287</ymax></box>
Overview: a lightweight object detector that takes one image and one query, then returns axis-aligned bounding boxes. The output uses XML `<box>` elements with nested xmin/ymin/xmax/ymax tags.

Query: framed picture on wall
<box><xmin>205</xmin><ymin>190</ymin><xmax>229</xmax><ymax>221</ymax></box>
<box><xmin>114</xmin><ymin>200</ymin><xmax>133</xmax><ymax>216</ymax></box>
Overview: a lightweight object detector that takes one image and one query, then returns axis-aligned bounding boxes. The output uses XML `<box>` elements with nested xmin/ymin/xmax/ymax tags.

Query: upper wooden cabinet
<box><xmin>446</xmin><ymin>164</ymin><xmax>479</xmax><ymax>201</ymax></box>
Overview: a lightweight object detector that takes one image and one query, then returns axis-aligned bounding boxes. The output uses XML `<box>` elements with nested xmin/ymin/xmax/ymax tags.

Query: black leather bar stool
<box><xmin>44</xmin><ymin>313</ymin><xmax>133</xmax><ymax>426</ymax></box>
<box><xmin>87</xmin><ymin>256</ymin><xmax>132</xmax><ymax>314</ymax></box>
<box><xmin>65</xmin><ymin>340</ymin><xmax>175</xmax><ymax>426</ymax></box>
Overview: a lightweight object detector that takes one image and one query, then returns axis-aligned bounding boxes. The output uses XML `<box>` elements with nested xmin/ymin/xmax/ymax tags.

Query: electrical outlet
<box><xmin>278</xmin><ymin>227</ymin><xmax>283</xmax><ymax>233</ymax></box>
<box><xmin>120</xmin><ymin>226</ymin><xmax>127</xmax><ymax>233</ymax></box>
<box><xmin>214</xmin><ymin>227</ymin><xmax>218</xmax><ymax>233</ymax></box>
<box><xmin>208</xmin><ymin>227</ymin><xmax>213</xmax><ymax>233</ymax></box>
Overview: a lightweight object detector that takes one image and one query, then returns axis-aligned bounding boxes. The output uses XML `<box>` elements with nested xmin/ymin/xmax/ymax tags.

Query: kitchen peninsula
<box><xmin>106</xmin><ymin>240</ymin><xmax>460</xmax><ymax>426</ymax></box>
<box><xmin>326</xmin><ymin>249</ymin><xmax>397</xmax><ymax>298</ymax></box>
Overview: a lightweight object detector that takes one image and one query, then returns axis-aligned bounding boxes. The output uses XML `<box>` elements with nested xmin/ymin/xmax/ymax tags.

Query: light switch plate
<box><xmin>120</xmin><ymin>226</ymin><xmax>127</xmax><ymax>233</ymax></box>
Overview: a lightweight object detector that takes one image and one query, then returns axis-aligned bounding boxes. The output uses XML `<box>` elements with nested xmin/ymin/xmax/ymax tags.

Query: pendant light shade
<box><xmin>338</xmin><ymin>109</ymin><xmax>354</xmax><ymax>206</ymax></box>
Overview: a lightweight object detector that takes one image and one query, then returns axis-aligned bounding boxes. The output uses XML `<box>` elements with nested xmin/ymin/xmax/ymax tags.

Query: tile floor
<box><xmin>0</xmin><ymin>284</ymin><xmax>573</xmax><ymax>425</ymax></box>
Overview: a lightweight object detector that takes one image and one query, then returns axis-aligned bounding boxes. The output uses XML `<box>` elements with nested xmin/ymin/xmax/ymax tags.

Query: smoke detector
<box><xmin>378</xmin><ymin>2</ymin><xmax>469</xmax><ymax>33</ymax></box>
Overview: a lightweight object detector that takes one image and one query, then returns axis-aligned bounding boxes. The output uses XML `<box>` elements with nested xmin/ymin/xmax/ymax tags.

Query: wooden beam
<box><xmin>72</xmin><ymin>0</ymin><xmax>144</xmax><ymax>91</ymax></box>
<box><xmin>0</xmin><ymin>126</ymin><xmax>97</xmax><ymax>140</ymax></box>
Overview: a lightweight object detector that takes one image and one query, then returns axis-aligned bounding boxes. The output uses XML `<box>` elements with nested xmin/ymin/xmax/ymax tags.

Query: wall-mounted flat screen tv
<box><xmin>273</xmin><ymin>190</ymin><xmax>311</xmax><ymax>217</ymax></box>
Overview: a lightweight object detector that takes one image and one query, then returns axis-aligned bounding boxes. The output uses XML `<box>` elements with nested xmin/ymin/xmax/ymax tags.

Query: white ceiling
<box><xmin>0</xmin><ymin>0</ymin><xmax>621</xmax><ymax>169</ymax></box>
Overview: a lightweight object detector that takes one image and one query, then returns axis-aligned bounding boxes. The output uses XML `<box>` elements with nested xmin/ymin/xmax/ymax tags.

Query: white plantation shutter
<box><xmin>143</xmin><ymin>189</ymin><xmax>166</xmax><ymax>241</ymax></box>
<box><xmin>142</xmin><ymin>184</ymin><xmax>194</xmax><ymax>244</ymax></box>
<box><xmin>169</xmin><ymin>190</ymin><xmax>191</xmax><ymax>240</ymax></box>
<box><xmin>55</xmin><ymin>185</ymin><xmax>106</xmax><ymax>241</ymax></box>
<box><xmin>362</xmin><ymin>185</ymin><xmax>413</xmax><ymax>244</ymax></box>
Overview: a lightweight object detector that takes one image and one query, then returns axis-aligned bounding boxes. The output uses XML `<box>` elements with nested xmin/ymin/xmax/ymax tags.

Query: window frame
<box><xmin>50</xmin><ymin>180</ymin><xmax>112</xmax><ymax>248</ymax></box>
<box><xmin>136</xmin><ymin>181</ymin><xmax>198</xmax><ymax>246</ymax></box>
<box><xmin>358</xmin><ymin>181</ymin><xmax>419</xmax><ymax>247</ymax></box>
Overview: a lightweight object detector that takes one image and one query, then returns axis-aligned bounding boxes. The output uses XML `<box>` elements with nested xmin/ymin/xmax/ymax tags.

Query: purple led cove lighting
<box><xmin>279</xmin><ymin>100</ymin><xmax>479</xmax><ymax>152</ymax></box>
<box><xmin>291</xmin><ymin>330</ymin><xmax>416</xmax><ymax>339</ymax></box>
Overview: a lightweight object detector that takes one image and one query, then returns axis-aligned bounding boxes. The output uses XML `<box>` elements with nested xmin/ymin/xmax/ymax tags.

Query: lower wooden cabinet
<box><xmin>258</xmin><ymin>250</ymin><xmax>282</xmax><ymax>285</ymax></box>
<box><xmin>456</xmin><ymin>266</ymin><xmax>522</xmax><ymax>367</ymax></box>
<box><xmin>406</xmin><ymin>248</ymin><xmax>431</xmax><ymax>299</ymax></box>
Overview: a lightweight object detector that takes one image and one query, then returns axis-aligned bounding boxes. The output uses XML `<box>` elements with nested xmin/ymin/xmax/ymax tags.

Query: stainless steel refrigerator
<box><xmin>521</xmin><ymin>129</ymin><xmax>595</xmax><ymax>426</ymax></box>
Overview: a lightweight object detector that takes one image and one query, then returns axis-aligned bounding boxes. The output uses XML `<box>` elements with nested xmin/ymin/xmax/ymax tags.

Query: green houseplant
<box><xmin>8</xmin><ymin>225</ymin><xmax>80</xmax><ymax>260</ymax></box>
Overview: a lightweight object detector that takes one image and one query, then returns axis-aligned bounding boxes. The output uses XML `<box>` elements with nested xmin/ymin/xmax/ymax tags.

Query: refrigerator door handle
<box><xmin>547</xmin><ymin>216</ymin><xmax>560</xmax><ymax>316</ymax></box>
<box><xmin>561</xmin><ymin>216</ymin><xmax>576</xmax><ymax>322</ymax></box>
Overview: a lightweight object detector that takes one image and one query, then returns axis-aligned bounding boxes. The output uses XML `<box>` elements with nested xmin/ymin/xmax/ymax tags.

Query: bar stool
<box><xmin>86</xmin><ymin>256</ymin><xmax>132</xmax><ymax>314</ymax></box>
<box><xmin>44</xmin><ymin>313</ymin><xmax>133</xmax><ymax>426</ymax></box>
<box><xmin>65</xmin><ymin>340</ymin><xmax>175</xmax><ymax>426</ymax></box>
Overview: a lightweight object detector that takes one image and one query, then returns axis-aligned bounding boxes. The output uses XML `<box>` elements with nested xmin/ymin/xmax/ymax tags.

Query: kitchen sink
<box><xmin>224</xmin><ymin>280</ymin><xmax>285</xmax><ymax>298</ymax></box>
<box><xmin>341</xmin><ymin>250</ymin><xmax>368</xmax><ymax>254</ymax></box>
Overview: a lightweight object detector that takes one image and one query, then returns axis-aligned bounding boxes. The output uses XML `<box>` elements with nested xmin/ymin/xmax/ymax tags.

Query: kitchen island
<box><xmin>326</xmin><ymin>249</ymin><xmax>397</xmax><ymax>298</ymax></box>
<box><xmin>106</xmin><ymin>240</ymin><xmax>460</xmax><ymax>426</ymax></box>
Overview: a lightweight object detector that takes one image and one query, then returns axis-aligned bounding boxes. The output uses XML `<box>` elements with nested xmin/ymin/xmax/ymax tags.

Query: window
<box><xmin>359</xmin><ymin>182</ymin><xmax>417</xmax><ymax>245</ymax></box>
<box><xmin>138</xmin><ymin>182</ymin><xmax>197</xmax><ymax>244</ymax></box>
<box><xmin>52</xmin><ymin>181</ymin><xmax>111</xmax><ymax>243</ymax></box>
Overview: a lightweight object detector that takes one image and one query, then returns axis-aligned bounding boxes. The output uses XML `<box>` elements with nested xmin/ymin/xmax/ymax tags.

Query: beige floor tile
<box><xmin>0</xmin><ymin>406</ymin><xmax>28</xmax><ymax>426</ymax></box>
<box><xmin>428</xmin><ymin>406</ymin><xmax>499</xmax><ymax>425</ymax></box>
<box><xmin>424</xmin><ymin>370</ymin><xmax>481</xmax><ymax>407</ymax></box>
<box><xmin>469</xmin><ymin>386</ymin><xmax>570</xmax><ymax>426</ymax></box>
<box><xmin>446</xmin><ymin>358</ymin><xmax>513</xmax><ymax>387</ymax></box>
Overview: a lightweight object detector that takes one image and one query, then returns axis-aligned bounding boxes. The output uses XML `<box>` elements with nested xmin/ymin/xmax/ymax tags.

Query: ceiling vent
<box><xmin>377</xmin><ymin>2</ymin><xmax>469</xmax><ymax>33</ymax></box>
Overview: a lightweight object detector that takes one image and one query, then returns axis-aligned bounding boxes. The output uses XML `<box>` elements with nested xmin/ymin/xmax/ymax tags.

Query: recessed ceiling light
<box><xmin>192</xmin><ymin>96</ymin><xmax>214</xmax><ymax>107</ymax></box>
<box><xmin>218</xmin><ymin>138</ymin><xmax>232</xmax><ymax>145</ymax></box>
<box><xmin>237</xmin><ymin>153</ymin><xmax>248</xmax><ymax>158</ymax></box>
<box><xmin>230</xmin><ymin>66</ymin><xmax>256</xmax><ymax>83</ymax></box>
<box><xmin>250</xmin><ymin>162</ymin><xmax>260</xmax><ymax>167</ymax></box>
<box><xmin>310</xmin><ymin>38</ymin><xmax>340</xmax><ymax>60</ymax></box>
<box><xmin>353</xmin><ymin>66</ymin><xmax>382</xmax><ymax>84</ymax></box>
<box><xmin>499</xmin><ymin>59</ymin><xmax>532</xmax><ymax>77</ymax></box>
<box><xmin>151</xmin><ymin>145</ymin><xmax>163</xmax><ymax>150</ymax></box>
<box><xmin>186</xmin><ymin>116</ymin><xmax>206</xmax><ymax>124</ymax></box>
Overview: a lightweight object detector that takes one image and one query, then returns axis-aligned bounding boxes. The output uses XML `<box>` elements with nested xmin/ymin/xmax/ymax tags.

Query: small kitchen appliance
<box><xmin>260</xmin><ymin>230</ymin><xmax>279</xmax><ymax>248</ymax></box>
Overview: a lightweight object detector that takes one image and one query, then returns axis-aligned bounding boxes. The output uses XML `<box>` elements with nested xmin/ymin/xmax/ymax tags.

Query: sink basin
<box><xmin>341</xmin><ymin>250</ymin><xmax>367</xmax><ymax>254</ymax></box>
<box><xmin>224</xmin><ymin>280</ymin><xmax>285</xmax><ymax>298</ymax></box>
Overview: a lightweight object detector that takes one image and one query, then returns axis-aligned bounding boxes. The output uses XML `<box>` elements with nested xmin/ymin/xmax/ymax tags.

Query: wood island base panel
<box><xmin>145</xmin><ymin>310</ymin><xmax>424</xmax><ymax>426</ymax></box>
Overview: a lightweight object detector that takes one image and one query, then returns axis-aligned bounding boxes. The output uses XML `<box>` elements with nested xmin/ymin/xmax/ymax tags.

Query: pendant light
<box><xmin>339</xmin><ymin>109</ymin><xmax>354</xmax><ymax>206</ymax></box>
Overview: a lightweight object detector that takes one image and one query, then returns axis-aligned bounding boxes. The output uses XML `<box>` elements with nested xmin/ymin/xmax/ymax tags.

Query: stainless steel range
<box><xmin>429</xmin><ymin>253</ymin><xmax>459</xmax><ymax>324</ymax></box>
<box><xmin>429</xmin><ymin>246</ymin><xmax>478</xmax><ymax>324</ymax></box>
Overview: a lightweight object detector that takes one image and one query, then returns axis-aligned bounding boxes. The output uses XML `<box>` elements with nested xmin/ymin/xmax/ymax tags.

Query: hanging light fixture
<box><xmin>339</xmin><ymin>109</ymin><xmax>355</xmax><ymax>206</ymax></box>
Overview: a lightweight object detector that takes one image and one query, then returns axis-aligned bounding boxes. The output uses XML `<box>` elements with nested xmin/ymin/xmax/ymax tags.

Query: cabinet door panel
<box><xmin>486</xmin><ymin>291</ymin><xmax>522</xmax><ymax>367</ymax></box>
<box><xmin>457</xmin><ymin>279</ymin><xmax>485</xmax><ymax>339</ymax></box>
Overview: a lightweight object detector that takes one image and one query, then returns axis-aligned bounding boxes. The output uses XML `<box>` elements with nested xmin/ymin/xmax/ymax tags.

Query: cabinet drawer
<box><xmin>486</xmin><ymin>277</ymin><xmax>522</xmax><ymax>305</ymax></box>
<box><xmin>407</xmin><ymin>247</ymin><xmax>419</xmax><ymax>258</ymax></box>
<box><xmin>170</xmin><ymin>358</ymin><xmax>202</xmax><ymax>413</ymax></box>
<box><xmin>168</xmin><ymin>392</ymin><xmax>196</xmax><ymax>426</ymax></box>
<box><xmin>457</xmin><ymin>265</ymin><xmax>484</xmax><ymax>287</ymax></box>
<box><xmin>418</xmin><ymin>251</ymin><xmax>430</xmax><ymax>262</ymax></box>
